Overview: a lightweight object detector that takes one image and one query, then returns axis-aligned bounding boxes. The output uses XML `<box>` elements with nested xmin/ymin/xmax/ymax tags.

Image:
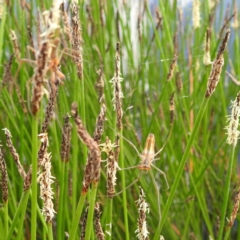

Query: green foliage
<box><xmin>0</xmin><ymin>0</ymin><xmax>240</xmax><ymax>239</ymax></box>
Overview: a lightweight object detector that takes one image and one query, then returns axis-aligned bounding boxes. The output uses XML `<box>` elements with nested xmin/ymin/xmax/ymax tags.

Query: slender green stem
<box><xmin>218</xmin><ymin>147</ymin><xmax>235</xmax><ymax>240</ymax></box>
<box><xmin>3</xmin><ymin>202</ymin><xmax>8</xmax><ymax>238</ymax></box>
<box><xmin>85</xmin><ymin>184</ymin><xmax>98</xmax><ymax>240</ymax></box>
<box><xmin>0</xmin><ymin>4</ymin><xmax>6</xmax><ymax>63</ymax></box>
<box><xmin>118</xmin><ymin>132</ymin><xmax>129</xmax><ymax>240</ymax></box>
<box><xmin>31</xmin><ymin>116</ymin><xmax>38</xmax><ymax>240</ymax></box>
<box><xmin>47</xmin><ymin>222</ymin><xmax>53</xmax><ymax>240</ymax></box>
<box><xmin>6</xmin><ymin>191</ymin><xmax>30</xmax><ymax>240</ymax></box>
<box><xmin>57</xmin><ymin>162</ymin><xmax>67</xmax><ymax>240</ymax></box>
<box><xmin>105</xmin><ymin>199</ymin><xmax>113</xmax><ymax>240</ymax></box>
<box><xmin>153</xmin><ymin>97</ymin><xmax>209</xmax><ymax>240</ymax></box>
<box><xmin>69</xmin><ymin>193</ymin><xmax>87</xmax><ymax>240</ymax></box>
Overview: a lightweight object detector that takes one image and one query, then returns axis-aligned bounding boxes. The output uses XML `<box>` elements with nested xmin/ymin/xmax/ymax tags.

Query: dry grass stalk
<box><xmin>175</xmin><ymin>72</ymin><xmax>183</xmax><ymax>93</ymax></box>
<box><xmin>203</xmin><ymin>28</ymin><xmax>212</xmax><ymax>66</ymax></box>
<box><xmin>86</xmin><ymin>4</ymin><xmax>95</xmax><ymax>36</ymax></box>
<box><xmin>3</xmin><ymin>128</ymin><xmax>26</xmax><ymax>179</ymax></box>
<box><xmin>225</xmin><ymin>91</ymin><xmax>240</xmax><ymax>147</ymax></box>
<box><xmin>71</xmin><ymin>102</ymin><xmax>101</xmax><ymax>193</ymax></box>
<box><xmin>219</xmin><ymin>12</ymin><xmax>235</xmax><ymax>39</ymax></box>
<box><xmin>37</xmin><ymin>133</ymin><xmax>56</xmax><ymax>222</ymax></box>
<box><xmin>95</xmin><ymin>69</ymin><xmax>104</xmax><ymax>103</ymax></box>
<box><xmin>151</xmin><ymin>9</ymin><xmax>163</xmax><ymax>42</ymax></box>
<box><xmin>32</xmin><ymin>41</ymin><xmax>49</xmax><ymax>115</ymax></box>
<box><xmin>10</xmin><ymin>30</ymin><xmax>21</xmax><ymax>62</ymax></box>
<box><xmin>2</xmin><ymin>54</ymin><xmax>14</xmax><ymax>88</ymax></box>
<box><xmin>60</xmin><ymin>3</ymin><xmax>72</xmax><ymax>42</ymax></box>
<box><xmin>94</xmin><ymin>202</ymin><xmax>105</xmax><ymax>240</ymax></box>
<box><xmin>205</xmin><ymin>29</ymin><xmax>230</xmax><ymax>98</ymax></box>
<box><xmin>0</xmin><ymin>145</ymin><xmax>8</xmax><ymax>203</ymax></box>
<box><xmin>71</xmin><ymin>2</ymin><xmax>83</xmax><ymax>80</ymax></box>
<box><xmin>167</xmin><ymin>31</ymin><xmax>178</xmax><ymax>81</ymax></box>
<box><xmin>136</xmin><ymin>186</ymin><xmax>149</xmax><ymax>240</ymax></box>
<box><xmin>192</xmin><ymin>0</ymin><xmax>201</xmax><ymax>29</ymax></box>
<box><xmin>41</xmin><ymin>80</ymin><xmax>59</xmax><ymax>133</ymax></box>
<box><xmin>228</xmin><ymin>185</ymin><xmax>240</xmax><ymax>228</ymax></box>
<box><xmin>100</xmin><ymin>137</ymin><xmax>118</xmax><ymax>198</ymax></box>
<box><xmin>80</xmin><ymin>206</ymin><xmax>88</xmax><ymax>240</ymax></box>
<box><xmin>60</xmin><ymin>114</ymin><xmax>72</xmax><ymax>162</ymax></box>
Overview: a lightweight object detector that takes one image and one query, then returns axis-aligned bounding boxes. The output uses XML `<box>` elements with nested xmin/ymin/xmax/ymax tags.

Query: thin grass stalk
<box><xmin>57</xmin><ymin>162</ymin><xmax>68</xmax><ymax>240</ymax></box>
<box><xmin>69</xmin><ymin>193</ymin><xmax>87</xmax><ymax>240</ymax></box>
<box><xmin>218</xmin><ymin>148</ymin><xmax>235</xmax><ymax>240</ymax></box>
<box><xmin>31</xmin><ymin>116</ymin><xmax>38</xmax><ymax>240</ymax></box>
<box><xmin>47</xmin><ymin>222</ymin><xmax>53</xmax><ymax>240</ymax></box>
<box><xmin>72</xmin><ymin>78</ymin><xmax>80</xmax><ymax>216</ymax></box>
<box><xmin>119</xmin><ymin>133</ymin><xmax>129</xmax><ymax>240</ymax></box>
<box><xmin>85</xmin><ymin>183</ymin><xmax>98</xmax><ymax>239</ymax></box>
<box><xmin>4</xmin><ymin>203</ymin><xmax>8</xmax><ymax>237</ymax></box>
<box><xmin>153</xmin><ymin>97</ymin><xmax>209</xmax><ymax>239</ymax></box>
<box><xmin>6</xmin><ymin>190</ymin><xmax>30</xmax><ymax>240</ymax></box>
<box><xmin>17</xmin><ymin>206</ymin><xmax>27</xmax><ymax>240</ymax></box>
<box><xmin>0</xmin><ymin>4</ymin><xmax>6</xmax><ymax>63</ymax></box>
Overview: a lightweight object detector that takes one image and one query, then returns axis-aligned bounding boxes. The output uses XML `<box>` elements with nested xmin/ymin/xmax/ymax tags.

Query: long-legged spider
<box><xmin>112</xmin><ymin>130</ymin><xmax>171</xmax><ymax>220</ymax></box>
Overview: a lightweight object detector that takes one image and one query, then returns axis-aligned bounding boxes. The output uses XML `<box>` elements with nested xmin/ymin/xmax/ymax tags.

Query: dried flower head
<box><xmin>175</xmin><ymin>72</ymin><xmax>183</xmax><ymax>93</ymax></box>
<box><xmin>80</xmin><ymin>206</ymin><xmax>88</xmax><ymax>240</ymax></box>
<box><xmin>99</xmin><ymin>137</ymin><xmax>118</xmax><ymax>198</ymax></box>
<box><xmin>94</xmin><ymin>202</ymin><xmax>105</xmax><ymax>240</ymax></box>
<box><xmin>205</xmin><ymin>29</ymin><xmax>230</xmax><ymax>98</ymax></box>
<box><xmin>3</xmin><ymin>128</ymin><xmax>26</xmax><ymax>179</ymax></box>
<box><xmin>24</xmin><ymin>166</ymin><xmax>32</xmax><ymax>192</ymax></box>
<box><xmin>37</xmin><ymin>133</ymin><xmax>56</xmax><ymax>222</ymax></box>
<box><xmin>60</xmin><ymin>114</ymin><xmax>72</xmax><ymax>162</ymax></box>
<box><xmin>0</xmin><ymin>144</ymin><xmax>8</xmax><ymax>203</ymax></box>
<box><xmin>110</xmin><ymin>42</ymin><xmax>124</xmax><ymax>130</ymax></box>
<box><xmin>95</xmin><ymin>69</ymin><xmax>105</xmax><ymax>103</ymax></box>
<box><xmin>71</xmin><ymin>2</ymin><xmax>83</xmax><ymax>80</ymax></box>
<box><xmin>228</xmin><ymin>185</ymin><xmax>240</xmax><ymax>228</ymax></box>
<box><xmin>10</xmin><ymin>30</ymin><xmax>21</xmax><ymax>61</ymax></box>
<box><xmin>167</xmin><ymin>31</ymin><xmax>178</xmax><ymax>81</ymax></box>
<box><xmin>2</xmin><ymin>54</ymin><xmax>14</xmax><ymax>88</ymax></box>
<box><xmin>135</xmin><ymin>187</ymin><xmax>149</xmax><ymax>240</ymax></box>
<box><xmin>225</xmin><ymin>92</ymin><xmax>240</xmax><ymax>147</ymax></box>
<box><xmin>192</xmin><ymin>0</ymin><xmax>201</xmax><ymax>29</ymax></box>
<box><xmin>203</xmin><ymin>28</ymin><xmax>212</xmax><ymax>66</ymax></box>
<box><xmin>71</xmin><ymin>102</ymin><xmax>101</xmax><ymax>193</ymax></box>
<box><xmin>41</xmin><ymin>80</ymin><xmax>59</xmax><ymax>133</ymax></box>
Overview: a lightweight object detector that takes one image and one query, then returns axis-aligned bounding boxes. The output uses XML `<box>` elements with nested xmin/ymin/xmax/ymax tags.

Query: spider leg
<box><xmin>107</xmin><ymin>125</ymin><xmax>142</xmax><ymax>158</ymax></box>
<box><xmin>111</xmin><ymin>172</ymin><xmax>142</xmax><ymax>197</ymax></box>
<box><xmin>151</xmin><ymin>164</ymin><xmax>169</xmax><ymax>190</ymax></box>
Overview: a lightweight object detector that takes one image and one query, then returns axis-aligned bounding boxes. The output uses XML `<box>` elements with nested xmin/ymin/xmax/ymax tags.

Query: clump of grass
<box><xmin>1</xmin><ymin>1</ymin><xmax>240</xmax><ymax>239</ymax></box>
